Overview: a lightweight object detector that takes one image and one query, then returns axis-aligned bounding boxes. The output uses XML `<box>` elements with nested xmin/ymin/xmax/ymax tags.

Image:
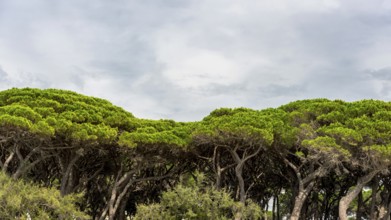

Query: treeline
<box><xmin>0</xmin><ymin>88</ymin><xmax>390</xmax><ymax>219</ymax></box>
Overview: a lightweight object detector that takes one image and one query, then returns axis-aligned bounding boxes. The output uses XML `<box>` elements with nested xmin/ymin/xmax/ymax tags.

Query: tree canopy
<box><xmin>0</xmin><ymin>87</ymin><xmax>390</xmax><ymax>220</ymax></box>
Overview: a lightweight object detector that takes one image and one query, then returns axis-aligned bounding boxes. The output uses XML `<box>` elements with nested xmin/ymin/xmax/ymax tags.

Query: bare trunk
<box><xmin>210</xmin><ymin>146</ymin><xmax>233</xmax><ymax>190</ymax></box>
<box><xmin>339</xmin><ymin>171</ymin><xmax>379</xmax><ymax>220</ymax></box>
<box><xmin>235</xmin><ymin>163</ymin><xmax>246</xmax><ymax>203</ymax></box>
<box><xmin>272</xmin><ymin>196</ymin><xmax>276</xmax><ymax>220</ymax></box>
<box><xmin>379</xmin><ymin>199</ymin><xmax>391</xmax><ymax>220</ymax></box>
<box><xmin>60</xmin><ymin>154</ymin><xmax>80</xmax><ymax>196</ymax></box>
<box><xmin>229</xmin><ymin>145</ymin><xmax>262</xmax><ymax>204</ymax></box>
<box><xmin>283</xmin><ymin>159</ymin><xmax>320</xmax><ymax>220</ymax></box>
<box><xmin>387</xmin><ymin>201</ymin><xmax>391</xmax><ymax>220</ymax></box>
<box><xmin>216</xmin><ymin>168</ymin><xmax>222</xmax><ymax>189</ymax></box>
<box><xmin>290</xmin><ymin>182</ymin><xmax>314</xmax><ymax>220</ymax></box>
<box><xmin>379</xmin><ymin>189</ymin><xmax>391</xmax><ymax>220</ymax></box>
<box><xmin>379</xmin><ymin>205</ymin><xmax>388</xmax><ymax>220</ymax></box>
<box><xmin>214</xmin><ymin>147</ymin><xmax>222</xmax><ymax>190</ymax></box>
<box><xmin>2</xmin><ymin>152</ymin><xmax>14</xmax><ymax>172</ymax></box>
<box><xmin>276</xmin><ymin>194</ymin><xmax>280</xmax><ymax>220</ymax></box>
<box><xmin>357</xmin><ymin>191</ymin><xmax>363</xmax><ymax>220</ymax></box>
<box><xmin>370</xmin><ymin>176</ymin><xmax>379</xmax><ymax>220</ymax></box>
<box><xmin>117</xmin><ymin>189</ymin><xmax>131</xmax><ymax>220</ymax></box>
<box><xmin>100</xmin><ymin>173</ymin><xmax>133</xmax><ymax>220</ymax></box>
<box><xmin>100</xmin><ymin>170</ymin><xmax>176</xmax><ymax>220</ymax></box>
<box><xmin>11</xmin><ymin>145</ymin><xmax>44</xmax><ymax>179</ymax></box>
<box><xmin>12</xmin><ymin>158</ymin><xmax>43</xmax><ymax>179</ymax></box>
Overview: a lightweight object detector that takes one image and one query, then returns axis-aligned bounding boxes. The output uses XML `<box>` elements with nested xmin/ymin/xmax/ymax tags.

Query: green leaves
<box><xmin>319</xmin><ymin>124</ymin><xmax>363</xmax><ymax>146</ymax></box>
<box><xmin>0</xmin><ymin>104</ymin><xmax>42</xmax><ymax>123</ymax></box>
<box><xmin>0</xmin><ymin>114</ymin><xmax>32</xmax><ymax>129</ymax></box>
<box><xmin>0</xmin><ymin>172</ymin><xmax>88</xmax><ymax>219</ymax></box>
<box><xmin>364</xmin><ymin>144</ymin><xmax>391</xmax><ymax>161</ymax></box>
<box><xmin>119</xmin><ymin>126</ymin><xmax>187</xmax><ymax>148</ymax></box>
<box><xmin>133</xmin><ymin>173</ymin><xmax>262</xmax><ymax>220</ymax></box>
<box><xmin>195</xmin><ymin>108</ymin><xmax>276</xmax><ymax>146</ymax></box>
<box><xmin>31</xmin><ymin>120</ymin><xmax>55</xmax><ymax>136</ymax></box>
<box><xmin>303</xmin><ymin>136</ymin><xmax>350</xmax><ymax>157</ymax></box>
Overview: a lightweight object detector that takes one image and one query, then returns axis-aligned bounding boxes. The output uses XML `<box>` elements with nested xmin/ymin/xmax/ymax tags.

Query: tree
<box><xmin>192</xmin><ymin>108</ymin><xmax>275</xmax><ymax>205</ymax></box>
<box><xmin>278</xmin><ymin>99</ymin><xmax>351</xmax><ymax>220</ymax></box>
<box><xmin>336</xmin><ymin>101</ymin><xmax>391</xmax><ymax>220</ymax></box>
<box><xmin>97</xmin><ymin>121</ymin><xmax>192</xmax><ymax>220</ymax></box>
<box><xmin>132</xmin><ymin>172</ymin><xmax>262</xmax><ymax>220</ymax></box>
<box><xmin>1</xmin><ymin>88</ymin><xmax>390</xmax><ymax>219</ymax></box>
<box><xmin>0</xmin><ymin>88</ymin><xmax>195</xmax><ymax>219</ymax></box>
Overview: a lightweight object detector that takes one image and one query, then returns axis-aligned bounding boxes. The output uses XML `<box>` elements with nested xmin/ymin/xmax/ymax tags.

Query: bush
<box><xmin>133</xmin><ymin>173</ymin><xmax>262</xmax><ymax>220</ymax></box>
<box><xmin>0</xmin><ymin>172</ymin><xmax>89</xmax><ymax>219</ymax></box>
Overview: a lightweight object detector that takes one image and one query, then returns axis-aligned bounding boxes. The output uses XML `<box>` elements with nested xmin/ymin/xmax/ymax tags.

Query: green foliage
<box><xmin>303</xmin><ymin>136</ymin><xmax>350</xmax><ymax>157</ymax></box>
<box><xmin>0</xmin><ymin>88</ymin><xmax>390</xmax><ymax>219</ymax></box>
<box><xmin>133</xmin><ymin>173</ymin><xmax>262</xmax><ymax>220</ymax></box>
<box><xmin>0</xmin><ymin>88</ymin><xmax>135</xmax><ymax>133</ymax></box>
<box><xmin>195</xmin><ymin>108</ymin><xmax>276</xmax><ymax>146</ymax></box>
<box><xmin>0</xmin><ymin>114</ymin><xmax>32</xmax><ymax>129</ymax></box>
<box><xmin>0</xmin><ymin>172</ymin><xmax>88</xmax><ymax>219</ymax></box>
<box><xmin>319</xmin><ymin>124</ymin><xmax>363</xmax><ymax>146</ymax></box>
<box><xmin>119</xmin><ymin>125</ymin><xmax>188</xmax><ymax>148</ymax></box>
<box><xmin>31</xmin><ymin>120</ymin><xmax>55</xmax><ymax>136</ymax></box>
<box><xmin>203</xmin><ymin>107</ymin><xmax>253</xmax><ymax>120</ymax></box>
<box><xmin>0</xmin><ymin>104</ymin><xmax>42</xmax><ymax>122</ymax></box>
<box><xmin>364</xmin><ymin>144</ymin><xmax>391</xmax><ymax>160</ymax></box>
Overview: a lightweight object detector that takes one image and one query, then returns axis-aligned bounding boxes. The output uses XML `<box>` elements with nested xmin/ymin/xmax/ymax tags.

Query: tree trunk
<box><xmin>216</xmin><ymin>168</ymin><xmax>222</xmax><ymax>189</ymax></box>
<box><xmin>283</xmin><ymin>159</ymin><xmax>321</xmax><ymax>220</ymax></box>
<box><xmin>370</xmin><ymin>176</ymin><xmax>379</xmax><ymax>220</ymax></box>
<box><xmin>339</xmin><ymin>171</ymin><xmax>379</xmax><ymax>220</ymax></box>
<box><xmin>290</xmin><ymin>182</ymin><xmax>314</xmax><ymax>220</ymax></box>
<box><xmin>233</xmin><ymin>161</ymin><xmax>247</xmax><ymax>220</ymax></box>
<box><xmin>214</xmin><ymin>147</ymin><xmax>222</xmax><ymax>190</ymax></box>
<box><xmin>276</xmin><ymin>193</ymin><xmax>280</xmax><ymax>220</ymax></box>
<box><xmin>272</xmin><ymin>196</ymin><xmax>276</xmax><ymax>220</ymax></box>
<box><xmin>379</xmin><ymin>195</ymin><xmax>391</xmax><ymax>220</ymax></box>
<box><xmin>1</xmin><ymin>152</ymin><xmax>14</xmax><ymax>172</ymax></box>
<box><xmin>313</xmin><ymin>192</ymin><xmax>319</xmax><ymax>220</ymax></box>
<box><xmin>235</xmin><ymin>163</ymin><xmax>246</xmax><ymax>203</ymax></box>
<box><xmin>100</xmin><ymin>169</ymin><xmax>176</xmax><ymax>220</ymax></box>
<box><xmin>60</xmin><ymin>154</ymin><xmax>80</xmax><ymax>196</ymax></box>
<box><xmin>357</xmin><ymin>191</ymin><xmax>363</xmax><ymax>220</ymax></box>
<box><xmin>117</xmin><ymin>190</ymin><xmax>131</xmax><ymax>220</ymax></box>
<box><xmin>379</xmin><ymin>205</ymin><xmax>388</xmax><ymax>220</ymax></box>
<box><xmin>229</xmin><ymin>145</ymin><xmax>262</xmax><ymax>204</ymax></box>
<box><xmin>387</xmin><ymin>201</ymin><xmax>391</xmax><ymax>220</ymax></box>
<box><xmin>101</xmin><ymin>174</ymin><xmax>133</xmax><ymax>220</ymax></box>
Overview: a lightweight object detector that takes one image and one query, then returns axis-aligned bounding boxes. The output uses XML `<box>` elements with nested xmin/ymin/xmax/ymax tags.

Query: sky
<box><xmin>0</xmin><ymin>0</ymin><xmax>390</xmax><ymax>121</ymax></box>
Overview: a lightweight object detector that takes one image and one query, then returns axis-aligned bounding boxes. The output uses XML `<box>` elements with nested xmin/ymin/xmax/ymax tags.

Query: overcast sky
<box><xmin>0</xmin><ymin>0</ymin><xmax>390</xmax><ymax>121</ymax></box>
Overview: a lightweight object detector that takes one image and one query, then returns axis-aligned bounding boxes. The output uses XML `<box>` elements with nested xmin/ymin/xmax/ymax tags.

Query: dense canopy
<box><xmin>0</xmin><ymin>88</ymin><xmax>390</xmax><ymax>220</ymax></box>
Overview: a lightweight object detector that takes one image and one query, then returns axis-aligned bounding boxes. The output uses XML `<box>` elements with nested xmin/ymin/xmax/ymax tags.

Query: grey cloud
<box><xmin>0</xmin><ymin>68</ymin><xmax>51</xmax><ymax>90</ymax></box>
<box><xmin>301</xmin><ymin>68</ymin><xmax>379</xmax><ymax>101</ymax></box>
<box><xmin>367</xmin><ymin>68</ymin><xmax>391</xmax><ymax>81</ymax></box>
<box><xmin>0</xmin><ymin>0</ymin><xmax>390</xmax><ymax>121</ymax></box>
<box><xmin>0</xmin><ymin>66</ymin><xmax>7</xmax><ymax>81</ymax></box>
<box><xmin>256</xmin><ymin>84</ymin><xmax>306</xmax><ymax>98</ymax></box>
<box><xmin>188</xmin><ymin>83</ymin><xmax>247</xmax><ymax>96</ymax></box>
<box><xmin>380</xmin><ymin>83</ymin><xmax>391</xmax><ymax>97</ymax></box>
<box><xmin>366</xmin><ymin>68</ymin><xmax>391</xmax><ymax>99</ymax></box>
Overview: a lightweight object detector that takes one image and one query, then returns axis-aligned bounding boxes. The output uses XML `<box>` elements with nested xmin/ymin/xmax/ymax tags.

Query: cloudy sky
<box><xmin>0</xmin><ymin>0</ymin><xmax>390</xmax><ymax>121</ymax></box>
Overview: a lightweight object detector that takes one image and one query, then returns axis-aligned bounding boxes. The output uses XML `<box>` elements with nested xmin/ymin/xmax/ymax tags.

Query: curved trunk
<box><xmin>235</xmin><ymin>162</ymin><xmax>246</xmax><ymax>203</ymax></box>
<box><xmin>339</xmin><ymin>171</ymin><xmax>379</xmax><ymax>220</ymax></box>
<box><xmin>60</xmin><ymin>154</ymin><xmax>81</xmax><ymax>196</ymax></box>
<box><xmin>2</xmin><ymin>152</ymin><xmax>14</xmax><ymax>172</ymax></box>
<box><xmin>290</xmin><ymin>182</ymin><xmax>314</xmax><ymax>220</ymax></box>
<box><xmin>229</xmin><ymin>145</ymin><xmax>262</xmax><ymax>204</ymax></box>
